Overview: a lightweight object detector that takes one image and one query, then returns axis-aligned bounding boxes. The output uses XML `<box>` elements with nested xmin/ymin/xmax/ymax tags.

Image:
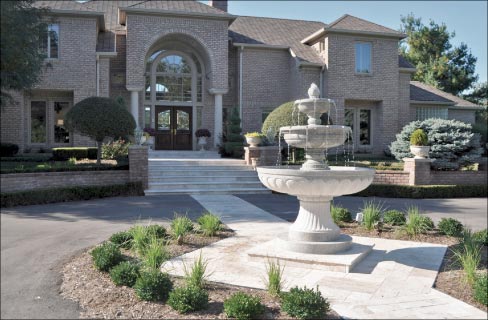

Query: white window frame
<box><xmin>51</xmin><ymin>100</ymin><xmax>72</xmax><ymax>146</ymax></box>
<box><xmin>46</xmin><ymin>24</ymin><xmax>59</xmax><ymax>59</ymax></box>
<box><xmin>345</xmin><ymin>107</ymin><xmax>374</xmax><ymax>149</ymax></box>
<box><xmin>355</xmin><ymin>42</ymin><xmax>372</xmax><ymax>74</ymax></box>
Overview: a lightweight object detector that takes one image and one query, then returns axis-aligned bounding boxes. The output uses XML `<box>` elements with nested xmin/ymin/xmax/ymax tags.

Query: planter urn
<box><xmin>410</xmin><ymin>145</ymin><xmax>430</xmax><ymax>159</ymax></box>
<box><xmin>197</xmin><ymin>136</ymin><xmax>208</xmax><ymax>151</ymax></box>
<box><xmin>246</xmin><ymin>136</ymin><xmax>261</xmax><ymax>148</ymax></box>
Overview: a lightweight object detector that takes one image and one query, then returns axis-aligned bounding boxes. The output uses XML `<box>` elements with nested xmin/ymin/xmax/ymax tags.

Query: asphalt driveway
<box><xmin>1</xmin><ymin>194</ymin><xmax>487</xmax><ymax>319</ymax></box>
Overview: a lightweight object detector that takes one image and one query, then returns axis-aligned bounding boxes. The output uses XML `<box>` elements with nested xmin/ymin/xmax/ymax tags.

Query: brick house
<box><xmin>1</xmin><ymin>0</ymin><xmax>480</xmax><ymax>154</ymax></box>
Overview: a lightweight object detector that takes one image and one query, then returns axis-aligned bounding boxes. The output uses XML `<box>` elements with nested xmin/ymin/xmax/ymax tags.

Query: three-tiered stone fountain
<box><xmin>248</xmin><ymin>84</ymin><xmax>376</xmax><ymax>272</ymax></box>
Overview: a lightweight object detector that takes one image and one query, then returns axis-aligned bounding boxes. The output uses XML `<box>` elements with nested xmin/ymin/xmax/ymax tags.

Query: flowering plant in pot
<box><xmin>195</xmin><ymin>129</ymin><xmax>211</xmax><ymax>151</ymax></box>
<box><xmin>244</xmin><ymin>132</ymin><xmax>265</xmax><ymax>147</ymax></box>
<box><xmin>409</xmin><ymin>129</ymin><xmax>430</xmax><ymax>158</ymax></box>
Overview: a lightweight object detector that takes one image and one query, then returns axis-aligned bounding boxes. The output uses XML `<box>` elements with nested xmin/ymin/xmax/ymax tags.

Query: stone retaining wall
<box><xmin>372</xmin><ymin>170</ymin><xmax>410</xmax><ymax>185</ymax></box>
<box><xmin>0</xmin><ymin>171</ymin><xmax>130</xmax><ymax>193</ymax></box>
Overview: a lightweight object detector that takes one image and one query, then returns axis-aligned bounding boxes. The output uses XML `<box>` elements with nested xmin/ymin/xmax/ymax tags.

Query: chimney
<box><xmin>208</xmin><ymin>0</ymin><xmax>228</xmax><ymax>12</ymax></box>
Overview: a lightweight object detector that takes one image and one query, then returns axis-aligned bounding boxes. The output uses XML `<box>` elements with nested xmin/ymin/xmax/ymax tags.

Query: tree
<box><xmin>65</xmin><ymin>97</ymin><xmax>136</xmax><ymax>165</ymax></box>
<box><xmin>0</xmin><ymin>1</ymin><xmax>48</xmax><ymax>107</ymax></box>
<box><xmin>400</xmin><ymin>14</ymin><xmax>478</xmax><ymax>95</ymax></box>
<box><xmin>223</xmin><ymin>108</ymin><xmax>244</xmax><ymax>158</ymax></box>
<box><xmin>463</xmin><ymin>82</ymin><xmax>488</xmax><ymax>106</ymax></box>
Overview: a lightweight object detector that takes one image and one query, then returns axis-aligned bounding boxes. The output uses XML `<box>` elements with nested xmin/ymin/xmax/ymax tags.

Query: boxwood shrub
<box><xmin>109</xmin><ymin>261</ymin><xmax>139</xmax><ymax>287</ymax></box>
<box><xmin>354</xmin><ymin>184</ymin><xmax>487</xmax><ymax>199</ymax></box>
<box><xmin>438</xmin><ymin>218</ymin><xmax>464</xmax><ymax>237</ymax></box>
<box><xmin>281</xmin><ymin>286</ymin><xmax>330</xmax><ymax>319</ymax></box>
<box><xmin>91</xmin><ymin>242</ymin><xmax>123</xmax><ymax>272</ymax></box>
<box><xmin>473</xmin><ymin>273</ymin><xmax>488</xmax><ymax>306</ymax></box>
<box><xmin>52</xmin><ymin>147</ymin><xmax>98</xmax><ymax>160</ymax></box>
<box><xmin>0</xmin><ymin>182</ymin><xmax>144</xmax><ymax>208</ymax></box>
<box><xmin>473</xmin><ymin>229</ymin><xmax>488</xmax><ymax>246</ymax></box>
<box><xmin>383</xmin><ymin>210</ymin><xmax>406</xmax><ymax>226</ymax></box>
<box><xmin>134</xmin><ymin>270</ymin><xmax>173</xmax><ymax>301</ymax></box>
<box><xmin>167</xmin><ymin>285</ymin><xmax>209</xmax><ymax>314</ymax></box>
<box><xmin>223</xmin><ymin>292</ymin><xmax>264</xmax><ymax>320</ymax></box>
<box><xmin>110</xmin><ymin>230</ymin><xmax>134</xmax><ymax>249</ymax></box>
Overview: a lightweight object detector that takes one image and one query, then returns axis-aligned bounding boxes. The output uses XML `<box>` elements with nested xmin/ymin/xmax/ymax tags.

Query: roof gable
<box><xmin>328</xmin><ymin>14</ymin><xmax>403</xmax><ymax>35</ymax></box>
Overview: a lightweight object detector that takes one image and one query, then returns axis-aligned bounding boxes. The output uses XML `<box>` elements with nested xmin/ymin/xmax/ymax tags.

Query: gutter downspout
<box><xmin>96</xmin><ymin>56</ymin><xmax>100</xmax><ymax>96</ymax></box>
<box><xmin>239</xmin><ymin>45</ymin><xmax>244</xmax><ymax>124</ymax></box>
<box><xmin>319</xmin><ymin>65</ymin><xmax>325</xmax><ymax>98</ymax></box>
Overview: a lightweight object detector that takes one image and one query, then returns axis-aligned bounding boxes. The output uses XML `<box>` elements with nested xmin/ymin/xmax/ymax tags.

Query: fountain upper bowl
<box><xmin>281</xmin><ymin>125</ymin><xmax>351</xmax><ymax>150</ymax></box>
<box><xmin>294</xmin><ymin>98</ymin><xmax>335</xmax><ymax>115</ymax></box>
<box><xmin>256</xmin><ymin>166</ymin><xmax>375</xmax><ymax>197</ymax></box>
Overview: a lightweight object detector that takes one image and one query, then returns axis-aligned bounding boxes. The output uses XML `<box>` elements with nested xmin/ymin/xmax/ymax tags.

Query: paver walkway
<box><xmin>163</xmin><ymin>195</ymin><xmax>487</xmax><ymax>319</ymax></box>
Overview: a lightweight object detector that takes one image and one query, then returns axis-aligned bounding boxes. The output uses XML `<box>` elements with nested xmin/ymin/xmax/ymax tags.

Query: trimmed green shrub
<box><xmin>473</xmin><ymin>229</ymin><xmax>488</xmax><ymax>246</ymax></box>
<box><xmin>109</xmin><ymin>230</ymin><xmax>133</xmax><ymax>249</ymax></box>
<box><xmin>223</xmin><ymin>108</ymin><xmax>244</xmax><ymax>158</ymax></box>
<box><xmin>354</xmin><ymin>184</ymin><xmax>487</xmax><ymax>199</ymax></box>
<box><xmin>134</xmin><ymin>270</ymin><xmax>173</xmax><ymax>301</ymax></box>
<box><xmin>101</xmin><ymin>139</ymin><xmax>130</xmax><ymax>160</ymax></box>
<box><xmin>331</xmin><ymin>205</ymin><xmax>352</xmax><ymax>225</ymax></box>
<box><xmin>361</xmin><ymin>200</ymin><xmax>383</xmax><ymax>230</ymax></box>
<box><xmin>52</xmin><ymin>147</ymin><xmax>98</xmax><ymax>160</ymax></box>
<box><xmin>261</xmin><ymin>101</ymin><xmax>307</xmax><ymax>139</ymax></box>
<box><xmin>0</xmin><ymin>143</ymin><xmax>19</xmax><ymax>157</ymax></box>
<box><xmin>281</xmin><ymin>286</ymin><xmax>330</xmax><ymax>319</ymax></box>
<box><xmin>171</xmin><ymin>214</ymin><xmax>194</xmax><ymax>244</ymax></box>
<box><xmin>146</xmin><ymin>224</ymin><xmax>167</xmax><ymax>239</ymax></box>
<box><xmin>473</xmin><ymin>273</ymin><xmax>488</xmax><ymax>306</ymax></box>
<box><xmin>223</xmin><ymin>292</ymin><xmax>265</xmax><ymax>320</ymax></box>
<box><xmin>383</xmin><ymin>210</ymin><xmax>406</xmax><ymax>226</ymax></box>
<box><xmin>109</xmin><ymin>261</ymin><xmax>139</xmax><ymax>287</ymax></box>
<box><xmin>0</xmin><ymin>154</ymin><xmax>51</xmax><ymax>162</ymax></box>
<box><xmin>438</xmin><ymin>218</ymin><xmax>464</xmax><ymax>237</ymax></box>
<box><xmin>91</xmin><ymin>242</ymin><xmax>123</xmax><ymax>272</ymax></box>
<box><xmin>65</xmin><ymin>96</ymin><xmax>136</xmax><ymax>165</ymax></box>
<box><xmin>197</xmin><ymin>212</ymin><xmax>222</xmax><ymax>236</ymax></box>
<box><xmin>421</xmin><ymin>216</ymin><xmax>435</xmax><ymax>231</ymax></box>
<box><xmin>410</xmin><ymin>129</ymin><xmax>428</xmax><ymax>146</ymax></box>
<box><xmin>390</xmin><ymin>119</ymin><xmax>484</xmax><ymax>170</ymax></box>
<box><xmin>167</xmin><ymin>285</ymin><xmax>209</xmax><ymax>314</ymax></box>
<box><xmin>0</xmin><ymin>182</ymin><xmax>144</xmax><ymax>208</ymax></box>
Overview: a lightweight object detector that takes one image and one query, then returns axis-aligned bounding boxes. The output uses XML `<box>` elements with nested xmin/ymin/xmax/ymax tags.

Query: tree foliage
<box><xmin>65</xmin><ymin>97</ymin><xmax>136</xmax><ymax>165</ymax></box>
<box><xmin>400</xmin><ymin>14</ymin><xmax>478</xmax><ymax>95</ymax></box>
<box><xmin>223</xmin><ymin>108</ymin><xmax>244</xmax><ymax>158</ymax></box>
<box><xmin>463</xmin><ymin>82</ymin><xmax>488</xmax><ymax>107</ymax></box>
<box><xmin>0</xmin><ymin>1</ymin><xmax>48</xmax><ymax>107</ymax></box>
<box><xmin>390</xmin><ymin>118</ymin><xmax>484</xmax><ymax>170</ymax></box>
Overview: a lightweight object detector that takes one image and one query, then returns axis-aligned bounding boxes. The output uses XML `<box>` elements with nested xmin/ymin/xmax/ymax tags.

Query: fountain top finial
<box><xmin>307</xmin><ymin>83</ymin><xmax>320</xmax><ymax>99</ymax></box>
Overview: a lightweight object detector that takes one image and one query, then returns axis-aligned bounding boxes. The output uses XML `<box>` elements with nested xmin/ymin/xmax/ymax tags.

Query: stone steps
<box><xmin>145</xmin><ymin>153</ymin><xmax>270</xmax><ymax>195</ymax></box>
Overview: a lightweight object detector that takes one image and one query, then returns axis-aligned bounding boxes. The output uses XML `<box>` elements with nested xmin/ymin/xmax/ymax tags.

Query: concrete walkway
<box><xmin>163</xmin><ymin>195</ymin><xmax>487</xmax><ymax>319</ymax></box>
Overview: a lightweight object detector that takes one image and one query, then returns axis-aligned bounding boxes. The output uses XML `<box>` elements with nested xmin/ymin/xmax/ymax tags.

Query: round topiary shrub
<box><xmin>109</xmin><ymin>230</ymin><xmax>133</xmax><ymax>249</ymax></box>
<box><xmin>262</xmin><ymin>101</ymin><xmax>307</xmax><ymax>139</ymax></box>
<box><xmin>134</xmin><ymin>270</ymin><xmax>173</xmax><ymax>301</ymax></box>
<box><xmin>331</xmin><ymin>205</ymin><xmax>352</xmax><ymax>224</ymax></box>
<box><xmin>281</xmin><ymin>286</ymin><xmax>330</xmax><ymax>319</ymax></box>
<box><xmin>167</xmin><ymin>285</ymin><xmax>209</xmax><ymax>314</ymax></box>
<box><xmin>438</xmin><ymin>218</ymin><xmax>464</xmax><ymax>237</ymax></box>
<box><xmin>473</xmin><ymin>229</ymin><xmax>488</xmax><ymax>246</ymax></box>
<box><xmin>223</xmin><ymin>292</ymin><xmax>265</xmax><ymax>319</ymax></box>
<box><xmin>146</xmin><ymin>224</ymin><xmax>167</xmax><ymax>239</ymax></box>
<box><xmin>65</xmin><ymin>97</ymin><xmax>136</xmax><ymax>165</ymax></box>
<box><xmin>420</xmin><ymin>216</ymin><xmax>435</xmax><ymax>231</ymax></box>
<box><xmin>383</xmin><ymin>210</ymin><xmax>406</xmax><ymax>226</ymax></box>
<box><xmin>91</xmin><ymin>242</ymin><xmax>123</xmax><ymax>272</ymax></box>
<box><xmin>390</xmin><ymin>119</ymin><xmax>484</xmax><ymax>170</ymax></box>
<box><xmin>109</xmin><ymin>261</ymin><xmax>139</xmax><ymax>287</ymax></box>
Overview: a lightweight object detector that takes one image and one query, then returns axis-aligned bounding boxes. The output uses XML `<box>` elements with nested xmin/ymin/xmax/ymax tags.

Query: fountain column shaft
<box><xmin>289</xmin><ymin>196</ymin><xmax>340</xmax><ymax>242</ymax></box>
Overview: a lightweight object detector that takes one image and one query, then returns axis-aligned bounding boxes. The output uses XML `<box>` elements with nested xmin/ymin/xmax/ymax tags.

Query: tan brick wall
<box><xmin>448</xmin><ymin>109</ymin><xmax>476</xmax><ymax>124</ymax></box>
<box><xmin>99</xmin><ymin>57</ymin><xmax>111</xmax><ymax>97</ymax></box>
<box><xmin>110</xmin><ymin>34</ymin><xmax>130</xmax><ymax>105</ymax></box>
<box><xmin>129</xmin><ymin>146</ymin><xmax>148</xmax><ymax>189</ymax></box>
<box><xmin>373</xmin><ymin>170</ymin><xmax>410</xmax><ymax>185</ymax></box>
<box><xmin>0</xmin><ymin>171</ymin><xmax>129</xmax><ymax>193</ymax></box>
<box><xmin>398</xmin><ymin>72</ymin><xmax>413</xmax><ymax>128</ymax></box>
<box><xmin>0</xmin><ymin>91</ymin><xmax>25</xmax><ymax>152</ymax></box>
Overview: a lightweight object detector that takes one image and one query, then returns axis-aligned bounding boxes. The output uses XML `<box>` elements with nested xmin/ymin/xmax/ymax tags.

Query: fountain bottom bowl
<box><xmin>278</xmin><ymin>233</ymin><xmax>352</xmax><ymax>254</ymax></box>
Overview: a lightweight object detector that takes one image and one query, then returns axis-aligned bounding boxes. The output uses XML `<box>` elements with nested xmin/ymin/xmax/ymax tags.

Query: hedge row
<box><xmin>52</xmin><ymin>147</ymin><xmax>98</xmax><ymax>160</ymax></box>
<box><xmin>0</xmin><ymin>182</ymin><xmax>144</xmax><ymax>208</ymax></box>
<box><xmin>1</xmin><ymin>163</ymin><xmax>128</xmax><ymax>174</ymax></box>
<box><xmin>354</xmin><ymin>184</ymin><xmax>487</xmax><ymax>199</ymax></box>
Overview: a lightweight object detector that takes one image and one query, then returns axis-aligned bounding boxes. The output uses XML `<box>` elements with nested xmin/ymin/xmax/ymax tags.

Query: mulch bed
<box><xmin>61</xmin><ymin>227</ymin><xmax>340</xmax><ymax>319</ymax></box>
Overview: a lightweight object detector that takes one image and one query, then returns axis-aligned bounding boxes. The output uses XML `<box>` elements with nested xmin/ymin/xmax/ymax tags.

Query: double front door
<box><xmin>155</xmin><ymin>106</ymin><xmax>192</xmax><ymax>150</ymax></box>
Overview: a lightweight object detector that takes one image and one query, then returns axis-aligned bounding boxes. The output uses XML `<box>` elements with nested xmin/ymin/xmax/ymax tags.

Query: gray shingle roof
<box><xmin>399</xmin><ymin>55</ymin><xmax>415</xmax><ymax>69</ymax></box>
<box><xmin>328</xmin><ymin>14</ymin><xmax>404</xmax><ymax>36</ymax></box>
<box><xmin>410</xmin><ymin>81</ymin><xmax>477</xmax><ymax>107</ymax></box>
<box><xmin>229</xmin><ymin>16</ymin><xmax>326</xmax><ymax>64</ymax></box>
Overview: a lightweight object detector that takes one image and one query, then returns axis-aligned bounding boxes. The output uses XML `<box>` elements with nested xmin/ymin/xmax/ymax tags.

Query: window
<box><xmin>359</xmin><ymin>109</ymin><xmax>371</xmax><ymax>145</ymax></box>
<box><xmin>355</xmin><ymin>42</ymin><xmax>371</xmax><ymax>74</ymax></box>
<box><xmin>416</xmin><ymin>107</ymin><xmax>448</xmax><ymax>121</ymax></box>
<box><xmin>345</xmin><ymin>108</ymin><xmax>373</xmax><ymax>147</ymax></box>
<box><xmin>40</xmin><ymin>24</ymin><xmax>59</xmax><ymax>58</ymax></box>
<box><xmin>144</xmin><ymin>106</ymin><xmax>151</xmax><ymax>128</ymax></box>
<box><xmin>31</xmin><ymin>101</ymin><xmax>47</xmax><ymax>143</ymax></box>
<box><xmin>54</xmin><ymin>102</ymin><xmax>70</xmax><ymax>143</ymax></box>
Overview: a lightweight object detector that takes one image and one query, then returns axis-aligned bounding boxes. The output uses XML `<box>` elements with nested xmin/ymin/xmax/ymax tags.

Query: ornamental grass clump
<box><xmin>109</xmin><ymin>261</ymin><xmax>139</xmax><ymax>287</ymax></box>
<box><xmin>452</xmin><ymin>229</ymin><xmax>482</xmax><ymax>285</ymax></box>
<box><xmin>281</xmin><ymin>286</ymin><xmax>330</xmax><ymax>320</ymax></box>
<box><xmin>183</xmin><ymin>252</ymin><xmax>209</xmax><ymax>289</ymax></box>
<box><xmin>109</xmin><ymin>230</ymin><xmax>133</xmax><ymax>249</ymax></box>
<box><xmin>438</xmin><ymin>217</ymin><xmax>464</xmax><ymax>237</ymax></box>
<box><xmin>361</xmin><ymin>200</ymin><xmax>383</xmax><ymax>231</ymax></box>
<box><xmin>383</xmin><ymin>210</ymin><xmax>406</xmax><ymax>226</ymax></box>
<box><xmin>167</xmin><ymin>285</ymin><xmax>209</xmax><ymax>314</ymax></box>
<box><xmin>91</xmin><ymin>242</ymin><xmax>123</xmax><ymax>272</ymax></box>
<box><xmin>402</xmin><ymin>206</ymin><xmax>431</xmax><ymax>237</ymax></box>
<box><xmin>143</xmin><ymin>237</ymin><xmax>169</xmax><ymax>270</ymax></box>
<box><xmin>331</xmin><ymin>204</ymin><xmax>352</xmax><ymax>225</ymax></box>
<box><xmin>197</xmin><ymin>212</ymin><xmax>222</xmax><ymax>237</ymax></box>
<box><xmin>264</xmin><ymin>258</ymin><xmax>285</xmax><ymax>297</ymax></box>
<box><xmin>223</xmin><ymin>292</ymin><xmax>265</xmax><ymax>320</ymax></box>
<box><xmin>171</xmin><ymin>214</ymin><xmax>194</xmax><ymax>245</ymax></box>
<box><xmin>130</xmin><ymin>224</ymin><xmax>151</xmax><ymax>256</ymax></box>
<box><xmin>134</xmin><ymin>269</ymin><xmax>173</xmax><ymax>301</ymax></box>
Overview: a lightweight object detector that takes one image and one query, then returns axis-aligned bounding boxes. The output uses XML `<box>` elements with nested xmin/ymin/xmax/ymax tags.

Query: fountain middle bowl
<box><xmin>257</xmin><ymin>166</ymin><xmax>375</xmax><ymax>197</ymax></box>
<box><xmin>281</xmin><ymin>125</ymin><xmax>352</xmax><ymax>149</ymax></box>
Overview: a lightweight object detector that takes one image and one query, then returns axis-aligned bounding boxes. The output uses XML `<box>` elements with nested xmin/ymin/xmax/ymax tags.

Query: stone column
<box><xmin>129</xmin><ymin>145</ymin><xmax>148</xmax><ymax>189</ymax></box>
<box><xmin>403</xmin><ymin>158</ymin><xmax>432</xmax><ymax>185</ymax></box>
<box><xmin>209</xmin><ymin>88</ymin><xmax>228</xmax><ymax>148</ymax></box>
<box><xmin>127</xmin><ymin>88</ymin><xmax>142</xmax><ymax>128</ymax></box>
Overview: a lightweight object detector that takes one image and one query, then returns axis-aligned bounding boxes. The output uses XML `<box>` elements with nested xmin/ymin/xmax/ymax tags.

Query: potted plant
<box><xmin>409</xmin><ymin>128</ymin><xmax>430</xmax><ymax>159</ymax></box>
<box><xmin>245</xmin><ymin>132</ymin><xmax>265</xmax><ymax>147</ymax></box>
<box><xmin>195</xmin><ymin>129</ymin><xmax>211</xmax><ymax>151</ymax></box>
<box><xmin>143</xmin><ymin>127</ymin><xmax>156</xmax><ymax>149</ymax></box>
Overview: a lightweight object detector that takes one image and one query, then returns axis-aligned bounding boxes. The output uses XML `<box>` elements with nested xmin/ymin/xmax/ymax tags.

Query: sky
<box><xmin>222</xmin><ymin>1</ymin><xmax>487</xmax><ymax>85</ymax></box>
